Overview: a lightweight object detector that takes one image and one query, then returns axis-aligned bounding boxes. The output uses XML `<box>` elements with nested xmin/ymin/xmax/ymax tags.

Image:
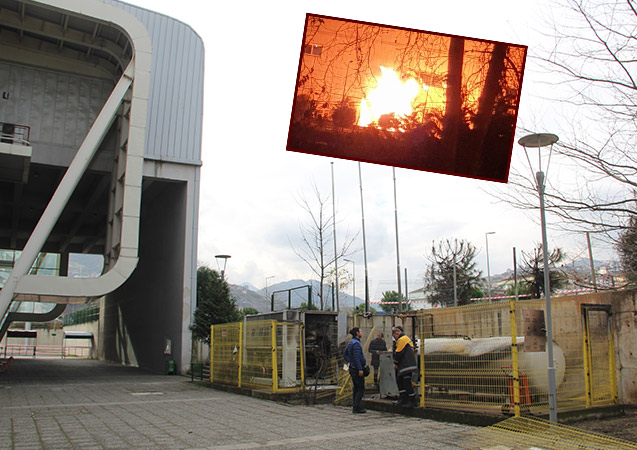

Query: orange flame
<box><xmin>358</xmin><ymin>67</ymin><xmax>421</xmax><ymax>129</ymax></box>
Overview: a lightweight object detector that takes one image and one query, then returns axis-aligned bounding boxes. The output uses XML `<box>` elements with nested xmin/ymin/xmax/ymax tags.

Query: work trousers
<box><xmin>397</xmin><ymin>372</ymin><xmax>416</xmax><ymax>403</ymax></box>
<box><xmin>351</xmin><ymin>372</ymin><xmax>366</xmax><ymax>411</ymax></box>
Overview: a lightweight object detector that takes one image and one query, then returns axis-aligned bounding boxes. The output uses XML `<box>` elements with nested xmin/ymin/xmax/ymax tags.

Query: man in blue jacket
<box><xmin>344</xmin><ymin>327</ymin><xmax>367</xmax><ymax>413</ymax></box>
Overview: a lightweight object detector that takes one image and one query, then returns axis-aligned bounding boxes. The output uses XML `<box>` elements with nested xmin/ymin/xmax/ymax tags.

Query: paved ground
<box><xmin>0</xmin><ymin>358</ymin><xmax>478</xmax><ymax>450</ymax></box>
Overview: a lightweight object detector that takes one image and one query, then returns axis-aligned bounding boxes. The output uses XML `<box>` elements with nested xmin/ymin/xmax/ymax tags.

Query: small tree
<box><xmin>505</xmin><ymin>282</ymin><xmax>532</xmax><ymax>298</ymax></box>
<box><xmin>191</xmin><ymin>266</ymin><xmax>240</xmax><ymax>344</ymax></box>
<box><xmin>519</xmin><ymin>246</ymin><xmax>566</xmax><ymax>298</ymax></box>
<box><xmin>617</xmin><ymin>217</ymin><xmax>637</xmax><ymax>284</ymax></box>
<box><xmin>331</xmin><ymin>98</ymin><xmax>357</xmax><ymax>129</ymax></box>
<box><xmin>353</xmin><ymin>303</ymin><xmax>376</xmax><ymax>314</ymax></box>
<box><xmin>298</xmin><ymin>301</ymin><xmax>319</xmax><ymax>311</ymax></box>
<box><xmin>238</xmin><ymin>307</ymin><xmax>260</xmax><ymax>320</ymax></box>
<box><xmin>424</xmin><ymin>239</ymin><xmax>483</xmax><ymax>307</ymax></box>
<box><xmin>379</xmin><ymin>290</ymin><xmax>410</xmax><ymax>313</ymax></box>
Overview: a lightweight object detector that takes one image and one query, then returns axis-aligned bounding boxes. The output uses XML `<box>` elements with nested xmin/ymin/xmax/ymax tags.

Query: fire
<box><xmin>358</xmin><ymin>66</ymin><xmax>420</xmax><ymax>129</ymax></box>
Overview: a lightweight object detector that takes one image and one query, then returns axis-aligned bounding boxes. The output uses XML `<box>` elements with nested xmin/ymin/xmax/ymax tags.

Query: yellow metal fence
<box><xmin>416</xmin><ymin>299</ymin><xmax>617</xmax><ymax>416</ymax></box>
<box><xmin>210</xmin><ymin>320</ymin><xmax>305</xmax><ymax>393</ymax></box>
<box><xmin>338</xmin><ymin>298</ymin><xmax>618</xmax><ymax>417</ymax></box>
<box><xmin>468</xmin><ymin>415</ymin><xmax>637</xmax><ymax>450</ymax></box>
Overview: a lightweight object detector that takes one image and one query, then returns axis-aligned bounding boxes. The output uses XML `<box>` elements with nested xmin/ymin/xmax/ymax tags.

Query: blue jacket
<box><xmin>344</xmin><ymin>337</ymin><xmax>367</xmax><ymax>371</ymax></box>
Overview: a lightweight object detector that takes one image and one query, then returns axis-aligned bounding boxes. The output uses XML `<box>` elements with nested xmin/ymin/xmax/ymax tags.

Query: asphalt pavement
<box><xmin>0</xmin><ymin>358</ymin><xmax>478</xmax><ymax>449</ymax></box>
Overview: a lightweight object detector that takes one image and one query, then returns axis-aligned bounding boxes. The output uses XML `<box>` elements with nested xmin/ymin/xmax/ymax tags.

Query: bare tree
<box><xmin>290</xmin><ymin>183</ymin><xmax>358</xmax><ymax>310</ymax></box>
<box><xmin>496</xmin><ymin>0</ymin><xmax>636</xmax><ymax>243</ymax></box>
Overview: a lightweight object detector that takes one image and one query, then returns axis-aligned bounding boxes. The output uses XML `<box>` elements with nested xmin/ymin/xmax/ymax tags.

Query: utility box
<box><xmin>379</xmin><ymin>352</ymin><xmax>399</xmax><ymax>396</ymax></box>
<box><xmin>245</xmin><ymin>310</ymin><xmax>347</xmax><ymax>384</ymax></box>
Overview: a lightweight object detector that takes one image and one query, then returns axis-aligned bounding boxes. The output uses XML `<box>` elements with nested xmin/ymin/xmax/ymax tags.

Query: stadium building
<box><xmin>0</xmin><ymin>0</ymin><xmax>203</xmax><ymax>374</ymax></box>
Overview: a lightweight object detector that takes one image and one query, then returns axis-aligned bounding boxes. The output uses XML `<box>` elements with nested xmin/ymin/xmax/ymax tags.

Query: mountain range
<box><xmin>230</xmin><ymin>279</ymin><xmax>362</xmax><ymax>312</ymax></box>
<box><xmin>230</xmin><ymin>258</ymin><xmax>619</xmax><ymax>312</ymax></box>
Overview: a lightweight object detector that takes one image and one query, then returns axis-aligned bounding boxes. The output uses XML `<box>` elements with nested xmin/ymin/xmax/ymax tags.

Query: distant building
<box><xmin>406</xmin><ymin>287</ymin><xmax>435</xmax><ymax>310</ymax></box>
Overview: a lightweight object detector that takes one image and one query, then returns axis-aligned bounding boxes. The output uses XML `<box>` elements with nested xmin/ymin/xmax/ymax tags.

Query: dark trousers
<box><xmin>351</xmin><ymin>372</ymin><xmax>366</xmax><ymax>411</ymax></box>
<box><xmin>397</xmin><ymin>372</ymin><xmax>416</xmax><ymax>403</ymax></box>
<box><xmin>372</xmin><ymin>364</ymin><xmax>380</xmax><ymax>384</ymax></box>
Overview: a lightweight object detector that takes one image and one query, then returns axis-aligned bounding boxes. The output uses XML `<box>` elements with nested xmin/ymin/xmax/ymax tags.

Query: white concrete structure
<box><xmin>0</xmin><ymin>0</ymin><xmax>203</xmax><ymax>373</ymax></box>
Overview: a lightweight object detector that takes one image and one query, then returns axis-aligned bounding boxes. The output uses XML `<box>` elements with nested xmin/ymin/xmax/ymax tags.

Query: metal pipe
<box><xmin>393</xmin><ymin>167</ymin><xmax>402</xmax><ymax>311</ymax></box>
<box><xmin>358</xmin><ymin>162</ymin><xmax>370</xmax><ymax>312</ymax></box>
<box><xmin>331</xmin><ymin>162</ymin><xmax>340</xmax><ymax>310</ymax></box>
<box><xmin>586</xmin><ymin>231</ymin><xmax>597</xmax><ymax>291</ymax></box>
<box><xmin>537</xmin><ymin>170</ymin><xmax>558</xmax><ymax>422</ymax></box>
<box><xmin>486</xmin><ymin>232</ymin><xmax>495</xmax><ymax>298</ymax></box>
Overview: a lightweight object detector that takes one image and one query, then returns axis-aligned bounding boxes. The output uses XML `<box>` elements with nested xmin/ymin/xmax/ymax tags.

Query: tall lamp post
<box><xmin>519</xmin><ymin>132</ymin><xmax>559</xmax><ymax>423</ymax></box>
<box><xmin>393</xmin><ymin>167</ymin><xmax>402</xmax><ymax>311</ymax></box>
<box><xmin>485</xmin><ymin>231</ymin><xmax>495</xmax><ymax>298</ymax></box>
<box><xmin>331</xmin><ymin>162</ymin><xmax>340</xmax><ymax>311</ymax></box>
<box><xmin>215</xmin><ymin>254</ymin><xmax>231</xmax><ymax>280</ymax></box>
<box><xmin>358</xmin><ymin>162</ymin><xmax>370</xmax><ymax>312</ymax></box>
<box><xmin>344</xmin><ymin>258</ymin><xmax>355</xmax><ymax>310</ymax></box>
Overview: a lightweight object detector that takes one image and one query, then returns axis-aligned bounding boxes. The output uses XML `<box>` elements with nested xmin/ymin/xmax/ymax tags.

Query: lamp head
<box><xmin>518</xmin><ymin>133</ymin><xmax>558</xmax><ymax>148</ymax></box>
<box><xmin>519</xmin><ymin>132</ymin><xmax>559</xmax><ymax>183</ymax></box>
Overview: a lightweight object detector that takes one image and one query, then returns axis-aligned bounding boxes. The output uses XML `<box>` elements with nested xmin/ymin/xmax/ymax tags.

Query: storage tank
<box><xmin>418</xmin><ymin>336</ymin><xmax>565</xmax><ymax>399</ymax></box>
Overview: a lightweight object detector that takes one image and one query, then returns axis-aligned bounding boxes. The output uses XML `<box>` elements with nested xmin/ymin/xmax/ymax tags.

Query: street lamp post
<box><xmin>485</xmin><ymin>232</ymin><xmax>495</xmax><ymax>298</ymax></box>
<box><xmin>358</xmin><ymin>162</ymin><xmax>370</xmax><ymax>313</ymax></box>
<box><xmin>519</xmin><ymin>132</ymin><xmax>559</xmax><ymax>423</ymax></box>
<box><xmin>453</xmin><ymin>239</ymin><xmax>458</xmax><ymax>307</ymax></box>
<box><xmin>344</xmin><ymin>258</ymin><xmax>355</xmax><ymax>310</ymax></box>
<box><xmin>393</xmin><ymin>167</ymin><xmax>402</xmax><ymax>312</ymax></box>
<box><xmin>215</xmin><ymin>254</ymin><xmax>231</xmax><ymax>280</ymax></box>
<box><xmin>331</xmin><ymin>162</ymin><xmax>340</xmax><ymax>311</ymax></box>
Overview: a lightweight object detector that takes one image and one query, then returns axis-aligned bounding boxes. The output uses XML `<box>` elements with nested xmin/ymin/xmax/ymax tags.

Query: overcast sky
<box><xmin>123</xmin><ymin>0</ymin><xmax>616</xmax><ymax>300</ymax></box>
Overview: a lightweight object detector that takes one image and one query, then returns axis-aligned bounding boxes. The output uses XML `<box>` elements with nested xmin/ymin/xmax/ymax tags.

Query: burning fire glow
<box><xmin>358</xmin><ymin>66</ymin><xmax>420</xmax><ymax>129</ymax></box>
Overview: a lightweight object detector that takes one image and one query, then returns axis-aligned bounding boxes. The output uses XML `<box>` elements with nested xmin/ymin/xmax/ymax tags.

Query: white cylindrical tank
<box><xmin>418</xmin><ymin>336</ymin><xmax>566</xmax><ymax>393</ymax></box>
<box><xmin>518</xmin><ymin>343</ymin><xmax>566</xmax><ymax>394</ymax></box>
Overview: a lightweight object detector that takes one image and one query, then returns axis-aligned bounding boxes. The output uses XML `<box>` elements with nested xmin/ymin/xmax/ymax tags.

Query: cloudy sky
<box><xmin>124</xmin><ymin>0</ymin><xmax>616</xmax><ymax>300</ymax></box>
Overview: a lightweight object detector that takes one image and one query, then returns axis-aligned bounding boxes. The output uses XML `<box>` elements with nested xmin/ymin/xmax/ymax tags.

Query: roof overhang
<box><xmin>0</xmin><ymin>0</ymin><xmax>132</xmax><ymax>80</ymax></box>
<box><xmin>0</xmin><ymin>0</ymin><xmax>151</xmax><ymax>309</ymax></box>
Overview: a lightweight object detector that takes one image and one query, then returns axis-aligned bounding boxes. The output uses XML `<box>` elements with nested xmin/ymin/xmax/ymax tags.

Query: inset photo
<box><xmin>287</xmin><ymin>14</ymin><xmax>527</xmax><ymax>182</ymax></box>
